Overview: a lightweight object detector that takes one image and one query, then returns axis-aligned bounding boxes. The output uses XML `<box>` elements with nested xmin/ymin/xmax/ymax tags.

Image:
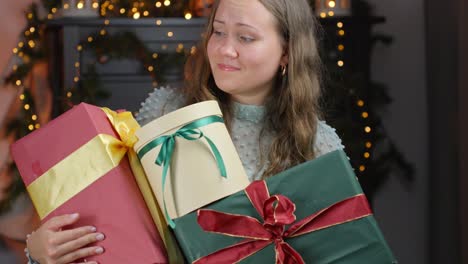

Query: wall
<box><xmin>363</xmin><ymin>0</ymin><xmax>429</xmax><ymax>263</ymax></box>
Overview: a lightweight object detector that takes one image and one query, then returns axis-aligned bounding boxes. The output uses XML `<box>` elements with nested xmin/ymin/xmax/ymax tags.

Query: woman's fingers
<box><xmin>55</xmin><ymin>232</ymin><xmax>105</xmax><ymax>257</ymax></box>
<box><xmin>57</xmin><ymin>245</ymin><xmax>104</xmax><ymax>264</ymax></box>
<box><xmin>44</xmin><ymin>213</ymin><xmax>80</xmax><ymax>231</ymax></box>
<box><xmin>53</xmin><ymin>225</ymin><xmax>97</xmax><ymax>245</ymax></box>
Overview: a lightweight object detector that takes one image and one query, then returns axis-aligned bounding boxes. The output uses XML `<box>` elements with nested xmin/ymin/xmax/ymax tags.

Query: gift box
<box><xmin>134</xmin><ymin>100</ymin><xmax>250</xmax><ymax>227</ymax></box>
<box><xmin>172</xmin><ymin>150</ymin><xmax>397</xmax><ymax>263</ymax></box>
<box><xmin>11</xmin><ymin>103</ymin><xmax>183</xmax><ymax>263</ymax></box>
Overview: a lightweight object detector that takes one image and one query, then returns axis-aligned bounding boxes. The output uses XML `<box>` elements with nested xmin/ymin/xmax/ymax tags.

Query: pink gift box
<box><xmin>11</xmin><ymin>103</ymin><xmax>168</xmax><ymax>263</ymax></box>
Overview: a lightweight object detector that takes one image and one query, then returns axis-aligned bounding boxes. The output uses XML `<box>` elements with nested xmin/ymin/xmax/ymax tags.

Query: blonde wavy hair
<box><xmin>184</xmin><ymin>0</ymin><xmax>323</xmax><ymax>177</ymax></box>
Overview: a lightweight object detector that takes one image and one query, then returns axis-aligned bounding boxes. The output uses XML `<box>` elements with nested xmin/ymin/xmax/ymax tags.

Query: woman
<box><xmin>26</xmin><ymin>0</ymin><xmax>344</xmax><ymax>263</ymax></box>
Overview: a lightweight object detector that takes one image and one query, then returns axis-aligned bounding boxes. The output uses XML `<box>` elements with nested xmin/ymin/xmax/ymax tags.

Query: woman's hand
<box><xmin>26</xmin><ymin>213</ymin><xmax>105</xmax><ymax>264</ymax></box>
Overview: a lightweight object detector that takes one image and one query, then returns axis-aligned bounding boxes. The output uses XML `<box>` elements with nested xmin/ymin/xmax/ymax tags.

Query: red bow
<box><xmin>195</xmin><ymin>180</ymin><xmax>372</xmax><ymax>264</ymax></box>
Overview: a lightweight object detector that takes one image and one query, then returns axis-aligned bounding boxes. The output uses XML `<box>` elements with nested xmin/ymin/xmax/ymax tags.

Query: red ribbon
<box><xmin>195</xmin><ymin>180</ymin><xmax>372</xmax><ymax>264</ymax></box>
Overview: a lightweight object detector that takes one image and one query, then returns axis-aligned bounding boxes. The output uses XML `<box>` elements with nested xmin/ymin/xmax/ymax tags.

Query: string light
<box><xmin>185</xmin><ymin>13</ymin><xmax>192</xmax><ymax>20</ymax></box>
<box><xmin>359</xmin><ymin>165</ymin><xmax>366</xmax><ymax>172</ymax></box>
<box><xmin>28</xmin><ymin>124</ymin><xmax>34</xmax><ymax>131</ymax></box>
<box><xmin>328</xmin><ymin>11</ymin><xmax>334</xmax><ymax>17</ymax></box>
<box><xmin>30</xmin><ymin>27</ymin><xmax>35</xmax><ymax>33</ymax></box>
<box><xmin>19</xmin><ymin>94</ymin><xmax>25</xmax><ymax>100</ymax></box>
<box><xmin>64</xmin><ymin>3</ymin><xmax>70</xmax><ymax>9</ymax></box>
<box><xmin>147</xmin><ymin>66</ymin><xmax>154</xmax><ymax>72</ymax></box>
<box><xmin>338</xmin><ymin>44</ymin><xmax>344</xmax><ymax>51</ymax></box>
<box><xmin>164</xmin><ymin>0</ymin><xmax>171</xmax><ymax>6</ymax></box>
<box><xmin>337</xmin><ymin>22</ymin><xmax>343</xmax><ymax>28</ymax></box>
<box><xmin>152</xmin><ymin>53</ymin><xmax>158</xmax><ymax>59</ymax></box>
<box><xmin>77</xmin><ymin>2</ymin><xmax>84</xmax><ymax>9</ymax></box>
<box><xmin>364</xmin><ymin>152</ymin><xmax>370</xmax><ymax>159</ymax></box>
<box><xmin>364</xmin><ymin>126</ymin><xmax>372</xmax><ymax>133</ymax></box>
<box><xmin>156</xmin><ymin>19</ymin><xmax>162</xmax><ymax>25</ymax></box>
<box><xmin>155</xmin><ymin>2</ymin><xmax>162</xmax><ymax>8</ymax></box>
<box><xmin>320</xmin><ymin>12</ymin><xmax>326</xmax><ymax>18</ymax></box>
<box><xmin>15</xmin><ymin>80</ymin><xmax>22</xmax><ymax>86</ymax></box>
<box><xmin>167</xmin><ymin>31</ymin><xmax>174</xmax><ymax>37</ymax></box>
<box><xmin>12</xmin><ymin>48</ymin><xmax>18</xmax><ymax>54</ymax></box>
<box><xmin>357</xmin><ymin>100</ymin><xmax>365</xmax><ymax>107</ymax></box>
<box><xmin>366</xmin><ymin>142</ymin><xmax>372</xmax><ymax>148</ymax></box>
<box><xmin>328</xmin><ymin>1</ymin><xmax>336</xmax><ymax>8</ymax></box>
<box><xmin>338</xmin><ymin>30</ymin><xmax>345</xmax><ymax>36</ymax></box>
<box><xmin>337</xmin><ymin>60</ymin><xmax>344</xmax><ymax>67</ymax></box>
<box><xmin>65</xmin><ymin>18</ymin><xmax>110</xmax><ymax>109</ymax></box>
<box><xmin>24</xmin><ymin>104</ymin><xmax>30</xmax><ymax>110</ymax></box>
<box><xmin>31</xmin><ymin>115</ymin><xmax>38</xmax><ymax>121</ymax></box>
<box><xmin>133</xmin><ymin>12</ymin><xmax>141</xmax><ymax>19</ymax></box>
<box><xmin>361</xmin><ymin>112</ymin><xmax>369</xmax><ymax>118</ymax></box>
<box><xmin>120</xmin><ymin>8</ymin><xmax>126</xmax><ymax>14</ymax></box>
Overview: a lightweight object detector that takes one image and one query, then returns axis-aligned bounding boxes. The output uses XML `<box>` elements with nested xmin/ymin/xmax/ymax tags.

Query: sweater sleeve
<box><xmin>313</xmin><ymin>120</ymin><xmax>345</xmax><ymax>157</ymax></box>
<box><xmin>135</xmin><ymin>85</ymin><xmax>186</xmax><ymax>126</ymax></box>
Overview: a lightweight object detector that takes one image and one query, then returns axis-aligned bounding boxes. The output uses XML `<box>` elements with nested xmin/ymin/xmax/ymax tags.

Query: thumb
<box><xmin>44</xmin><ymin>213</ymin><xmax>80</xmax><ymax>231</ymax></box>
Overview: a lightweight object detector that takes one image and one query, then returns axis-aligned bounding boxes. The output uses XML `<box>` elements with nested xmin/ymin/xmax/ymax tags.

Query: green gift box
<box><xmin>173</xmin><ymin>150</ymin><xmax>397</xmax><ymax>263</ymax></box>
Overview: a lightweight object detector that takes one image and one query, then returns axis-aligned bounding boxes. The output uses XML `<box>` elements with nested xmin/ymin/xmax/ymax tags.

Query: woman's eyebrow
<box><xmin>214</xmin><ymin>19</ymin><xmax>258</xmax><ymax>31</ymax></box>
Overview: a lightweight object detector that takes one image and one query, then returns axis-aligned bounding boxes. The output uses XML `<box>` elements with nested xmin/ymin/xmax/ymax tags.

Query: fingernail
<box><xmin>96</xmin><ymin>233</ymin><xmax>105</xmax><ymax>241</ymax></box>
<box><xmin>90</xmin><ymin>226</ymin><xmax>97</xmax><ymax>232</ymax></box>
<box><xmin>70</xmin><ymin>213</ymin><xmax>79</xmax><ymax>219</ymax></box>
<box><xmin>95</xmin><ymin>247</ymin><xmax>104</xmax><ymax>254</ymax></box>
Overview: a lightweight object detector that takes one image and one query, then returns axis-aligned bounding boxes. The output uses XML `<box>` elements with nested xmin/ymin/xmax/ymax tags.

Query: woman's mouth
<box><xmin>217</xmin><ymin>64</ymin><xmax>240</xmax><ymax>71</ymax></box>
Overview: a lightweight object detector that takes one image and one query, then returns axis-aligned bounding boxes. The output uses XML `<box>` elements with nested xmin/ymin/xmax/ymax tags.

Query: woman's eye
<box><xmin>239</xmin><ymin>36</ymin><xmax>255</xmax><ymax>43</ymax></box>
<box><xmin>212</xmin><ymin>30</ymin><xmax>224</xmax><ymax>37</ymax></box>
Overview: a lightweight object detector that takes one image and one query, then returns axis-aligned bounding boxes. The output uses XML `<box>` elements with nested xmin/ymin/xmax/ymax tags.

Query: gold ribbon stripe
<box><xmin>27</xmin><ymin>134</ymin><xmax>127</xmax><ymax>219</ymax></box>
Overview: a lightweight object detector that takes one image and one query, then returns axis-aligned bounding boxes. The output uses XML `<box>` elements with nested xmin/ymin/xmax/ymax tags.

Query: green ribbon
<box><xmin>137</xmin><ymin>115</ymin><xmax>227</xmax><ymax>228</ymax></box>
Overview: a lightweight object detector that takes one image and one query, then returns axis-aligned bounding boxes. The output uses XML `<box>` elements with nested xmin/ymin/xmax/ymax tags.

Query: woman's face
<box><xmin>207</xmin><ymin>0</ymin><xmax>287</xmax><ymax>105</ymax></box>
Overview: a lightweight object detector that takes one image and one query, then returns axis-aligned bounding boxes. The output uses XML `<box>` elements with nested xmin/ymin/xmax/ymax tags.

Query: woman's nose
<box><xmin>218</xmin><ymin>37</ymin><xmax>238</xmax><ymax>58</ymax></box>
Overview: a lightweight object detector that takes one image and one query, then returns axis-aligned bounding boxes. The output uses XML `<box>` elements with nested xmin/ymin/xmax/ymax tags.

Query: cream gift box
<box><xmin>134</xmin><ymin>100</ymin><xmax>249</xmax><ymax>227</ymax></box>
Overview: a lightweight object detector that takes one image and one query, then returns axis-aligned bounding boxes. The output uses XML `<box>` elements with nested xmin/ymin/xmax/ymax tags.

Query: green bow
<box><xmin>137</xmin><ymin>115</ymin><xmax>227</xmax><ymax>228</ymax></box>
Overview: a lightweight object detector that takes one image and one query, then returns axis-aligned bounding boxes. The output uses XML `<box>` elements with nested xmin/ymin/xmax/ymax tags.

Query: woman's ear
<box><xmin>281</xmin><ymin>47</ymin><xmax>289</xmax><ymax>66</ymax></box>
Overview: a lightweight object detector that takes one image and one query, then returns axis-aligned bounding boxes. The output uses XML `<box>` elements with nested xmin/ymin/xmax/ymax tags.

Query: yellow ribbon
<box><xmin>26</xmin><ymin>108</ymin><xmax>184</xmax><ymax>263</ymax></box>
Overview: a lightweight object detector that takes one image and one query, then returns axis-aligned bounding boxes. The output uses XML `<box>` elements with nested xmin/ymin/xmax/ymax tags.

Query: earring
<box><xmin>281</xmin><ymin>65</ymin><xmax>287</xmax><ymax>76</ymax></box>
